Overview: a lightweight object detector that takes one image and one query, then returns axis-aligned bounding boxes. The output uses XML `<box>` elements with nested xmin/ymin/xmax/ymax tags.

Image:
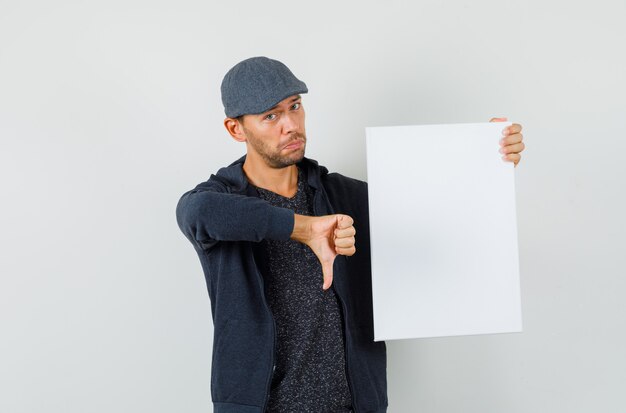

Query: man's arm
<box><xmin>176</xmin><ymin>179</ymin><xmax>295</xmax><ymax>247</ymax></box>
<box><xmin>176</xmin><ymin>179</ymin><xmax>356</xmax><ymax>290</ymax></box>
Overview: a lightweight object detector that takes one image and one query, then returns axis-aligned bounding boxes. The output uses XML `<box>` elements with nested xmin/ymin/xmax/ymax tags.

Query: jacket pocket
<box><xmin>211</xmin><ymin>319</ymin><xmax>273</xmax><ymax>407</ymax></box>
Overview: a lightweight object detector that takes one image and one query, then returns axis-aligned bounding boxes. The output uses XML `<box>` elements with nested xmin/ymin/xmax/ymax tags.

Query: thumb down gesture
<box><xmin>291</xmin><ymin>214</ymin><xmax>356</xmax><ymax>290</ymax></box>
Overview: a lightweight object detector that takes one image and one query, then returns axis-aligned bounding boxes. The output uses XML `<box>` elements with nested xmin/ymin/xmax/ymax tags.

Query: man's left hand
<box><xmin>490</xmin><ymin>117</ymin><xmax>525</xmax><ymax>167</ymax></box>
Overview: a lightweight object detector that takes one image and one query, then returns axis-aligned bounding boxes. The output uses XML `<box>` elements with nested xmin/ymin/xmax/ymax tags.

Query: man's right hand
<box><xmin>291</xmin><ymin>214</ymin><xmax>356</xmax><ymax>290</ymax></box>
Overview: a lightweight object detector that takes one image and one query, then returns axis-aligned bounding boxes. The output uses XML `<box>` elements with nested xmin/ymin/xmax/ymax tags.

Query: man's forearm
<box><xmin>176</xmin><ymin>189</ymin><xmax>294</xmax><ymax>244</ymax></box>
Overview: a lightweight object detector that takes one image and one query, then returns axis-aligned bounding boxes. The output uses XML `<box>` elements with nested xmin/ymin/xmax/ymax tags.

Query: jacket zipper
<box><xmin>263</xmin><ymin>312</ymin><xmax>277</xmax><ymax>413</ymax></box>
<box><xmin>250</xmin><ymin>248</ymin><xmax>276</xmax><ymax>413</ymax></box>
<box><xmin>333</xmin><ymin>280</ymin><xmax>357</xmax><ymax>413</ymax></box>
<box><xmin>314</xmin><ymin>188</ymin><xmax>357</xmax><ymax>412</ymax></box>
<box><xmin>241</xmin><ymin>184</ymin><xmax>276</xmax><ymax>412</ymax></box>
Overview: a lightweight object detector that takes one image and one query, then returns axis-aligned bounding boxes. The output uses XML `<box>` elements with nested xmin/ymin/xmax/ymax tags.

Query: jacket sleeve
<box><xmin>175</xmin><ymin>177</ymin><xmax>295</xmax><ymax>248</ymax></box>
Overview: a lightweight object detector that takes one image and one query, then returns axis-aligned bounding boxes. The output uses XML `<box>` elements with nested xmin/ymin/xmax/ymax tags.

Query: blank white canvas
<box><xmin>365</xmin><ymin>122</ymin><xmax>522</xmax><ymax>341</ymax></box>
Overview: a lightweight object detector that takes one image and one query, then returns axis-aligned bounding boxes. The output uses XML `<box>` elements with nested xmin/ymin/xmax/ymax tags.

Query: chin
<box><xmin>294</xmin><ymin>149</ymin><xmax>306</xmax><ymax>162</ymax></box>
<box><xmin>269</xmin><ymin>153</ymin><xmax>305</xmax><ymax>169</ymax></box>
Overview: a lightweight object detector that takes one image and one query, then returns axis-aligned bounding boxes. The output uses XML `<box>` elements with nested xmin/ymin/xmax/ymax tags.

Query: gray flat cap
<box><xmin>221</xmin><ymin>56</ymin><xmax>308</xmax><ymax>118</ymax></box>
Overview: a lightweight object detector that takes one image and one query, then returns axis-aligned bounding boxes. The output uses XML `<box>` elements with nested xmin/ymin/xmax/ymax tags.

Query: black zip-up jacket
<box><xmin>176</xmin><ymin>156</ymin><xmax>388</xmax><ymax>413</ymax></box>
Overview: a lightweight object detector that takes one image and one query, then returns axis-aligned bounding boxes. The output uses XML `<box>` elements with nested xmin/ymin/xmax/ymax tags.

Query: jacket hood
<box><xmin>214</xmin><ymin>155</ymin><xmax>329</xmax><ymax>193</ymax></box>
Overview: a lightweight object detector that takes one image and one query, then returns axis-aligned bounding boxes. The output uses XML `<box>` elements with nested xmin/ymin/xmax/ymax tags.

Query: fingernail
<box><xmin>502</xmin><ymin>128</ymin><xmax>509</xmax><ymax>135</ymax></box>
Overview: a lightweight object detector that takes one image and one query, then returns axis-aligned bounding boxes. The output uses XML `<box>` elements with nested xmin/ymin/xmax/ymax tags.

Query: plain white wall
<box><xmin>1</xmin><ymin>0</ymin><xmax>624</xmax><ymax>412</ymax></box>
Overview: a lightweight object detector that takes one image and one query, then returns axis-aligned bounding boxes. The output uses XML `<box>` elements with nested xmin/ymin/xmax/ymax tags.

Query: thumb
<box><xmin>489</xmin><ymin>117</ymin><xmax>508</xmax><ymax>122</ymax></box>
<box><xmin>321</xmin><ymin>258</ymin><xmax>334</xmax><ymax>290</ymax></box>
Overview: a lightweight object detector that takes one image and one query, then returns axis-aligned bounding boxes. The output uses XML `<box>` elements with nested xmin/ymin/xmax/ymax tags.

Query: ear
<box><xmin>224</xmin><ymin>117</ymin><xmax>247</xmax><ymax>143</ymax></box>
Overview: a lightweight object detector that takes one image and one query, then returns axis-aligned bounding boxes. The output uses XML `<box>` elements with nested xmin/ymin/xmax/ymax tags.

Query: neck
<box><xmin>242</xmin><ymin>155</ymin><xmax>299</xmax><ymax>198</ymax></box>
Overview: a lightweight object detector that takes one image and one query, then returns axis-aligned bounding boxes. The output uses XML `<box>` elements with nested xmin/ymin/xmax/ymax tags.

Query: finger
<box><xmin>337</xmin><ymin>215</ymin><xmax>354</xmax><ymax>230</ymax></box>
<box><xmin>490</xmin><ymin>117</ymin><xmax>508</xmax><ymax>122</ymax></box>
<box><xmin>334</xmin><ymin>226</ymin><xmax>356</xmax><ymax>238</ymax></box>
<box><xmin>509</xmin><ymin>123</ymin><xmax>522</xmax><ymax>133</ymax></box>
<box><xmin>500</xmin><ymin>142</ymin><xmax>525</xmax><ymax>155</ymax></box>
<box><xmin>335</xmin><ymin>246</ymin><xmax>356</xmax><ymax>256</ymax></box>
<box><xmin>321</xmin><ymin>259</ymin><xmax>334</xmax><ymax>290</ymax></box>
<box><xmin>500</xmin><ymin>132</ymin><xmax>524</xmax><ymax>146</ymax></box>
<box><xmin>501</xmin><ymin>123</ymin><xmax>522</xmax><ymax>136</ymax></box>
<box><xmin>502</xmin><ymin>153</ymin><xmax>521</xmax><ymax>166</ymax></box>
<box><xmin>334</xmin><ymin>236</ymin><xmax>355</xmax><ymax>248</ymax></box>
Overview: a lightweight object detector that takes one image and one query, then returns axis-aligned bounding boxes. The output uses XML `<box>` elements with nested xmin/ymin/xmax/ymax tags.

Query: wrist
<box><xmin>291</xmin><ymin>214</ymin><xmax>312</xmax><ymax>243</ymax></box>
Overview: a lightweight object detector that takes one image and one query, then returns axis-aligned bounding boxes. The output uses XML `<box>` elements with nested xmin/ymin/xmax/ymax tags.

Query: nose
<box><xmin>281</xmin><ymin>111</ymin><xmax>299</xmax><ymax>135</ymax></box>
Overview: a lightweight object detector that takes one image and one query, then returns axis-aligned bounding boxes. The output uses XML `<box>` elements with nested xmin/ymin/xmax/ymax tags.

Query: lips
<box><xmin>283</xmin><ymin>139</ymin><xmax>304</xmax><ymax>150</ymax></box>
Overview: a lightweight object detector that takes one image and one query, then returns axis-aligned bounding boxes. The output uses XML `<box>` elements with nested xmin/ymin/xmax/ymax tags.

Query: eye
<box><xmin>264</xmin><ymin>113</ymin><xmax>277</xmax><ymax>121</ymax></box>
<box><xmin>291</xmin><ymin>102</ymin><xmax>301</xmax><ymax>110</ymax></box>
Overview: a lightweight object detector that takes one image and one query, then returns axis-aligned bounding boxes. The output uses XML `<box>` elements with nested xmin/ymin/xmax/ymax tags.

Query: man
<box><xmin>176</xmin><ymin>56</ymin><xmax>525</xmax><ymax>413</ymax></box>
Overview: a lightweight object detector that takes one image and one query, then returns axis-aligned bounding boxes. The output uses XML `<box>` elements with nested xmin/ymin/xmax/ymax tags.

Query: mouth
<box><xmin>283</xmin><ymin>139</ymin><xmax>304</xmax><ymax>150</ymax></box>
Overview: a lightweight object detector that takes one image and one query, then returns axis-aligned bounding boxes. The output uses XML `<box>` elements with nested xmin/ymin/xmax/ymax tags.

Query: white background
<box><xmin>1</xmin><ymin>0</ymin><xmax>624</xmax><ymax>412</ymax></box>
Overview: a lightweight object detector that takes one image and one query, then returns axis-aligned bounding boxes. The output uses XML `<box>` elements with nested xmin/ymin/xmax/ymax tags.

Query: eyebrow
<box><xmin>265</xmin><ymin>95</ymin><xmax>301</xmax><ymax>112</ymax></box>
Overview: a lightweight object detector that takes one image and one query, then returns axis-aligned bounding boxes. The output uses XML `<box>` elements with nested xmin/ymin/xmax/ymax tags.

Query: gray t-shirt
<box><xmin>255</xmin><ymin>166</ymin><xmax>352</xmax><ymax>413</ymax></box>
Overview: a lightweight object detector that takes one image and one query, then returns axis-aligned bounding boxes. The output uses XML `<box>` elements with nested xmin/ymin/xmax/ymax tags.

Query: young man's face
<box><xmin>240</xmin><ymin>94</ymin><xmax>306</xmax><ymax>168</ymax></box>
